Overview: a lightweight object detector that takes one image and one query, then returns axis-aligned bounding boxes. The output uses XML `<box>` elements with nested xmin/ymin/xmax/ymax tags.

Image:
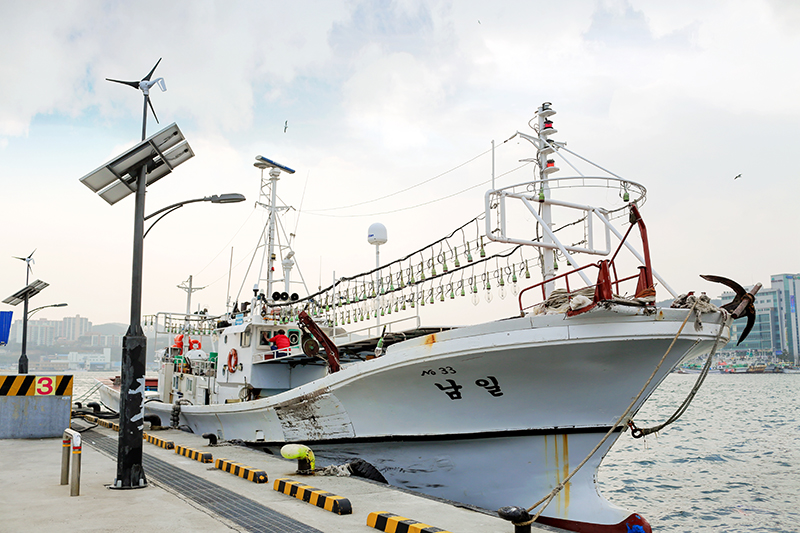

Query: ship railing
<box><xmin>252</xmin><ymin>347</ymin><xmax>293</xmax><ymax>363</ymax></box>
<box><xmin>333</xmin><ymin>315</ymin><xmax>421</xmax><ymax>346</ymax></box>
<box><xmin>518</xmin><ymin>204</ymin><xmax>655</xmax><ymax>315</ymax></box>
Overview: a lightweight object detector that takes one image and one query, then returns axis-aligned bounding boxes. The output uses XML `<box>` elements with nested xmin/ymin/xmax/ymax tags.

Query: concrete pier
<box><xmin>0</xmin><ymin>417</ymin><xmax>559</xmax><ymax>532</ymax></box>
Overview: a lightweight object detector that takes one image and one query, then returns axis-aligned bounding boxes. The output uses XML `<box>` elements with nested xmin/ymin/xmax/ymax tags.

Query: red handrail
<box><xmin>517</xmin><ymin>205</ymin><xmax>655</xmax><ymax>315</ymax></box>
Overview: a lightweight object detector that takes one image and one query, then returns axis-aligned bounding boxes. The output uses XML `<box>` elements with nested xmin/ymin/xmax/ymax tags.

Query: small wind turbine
<box><xmin>106</xmin><ymin>58</ymin><xmax>167</xmax><ymax>137</ymax></box>
<box><xmin>12</xmin><ymin>249</ymin><xmax>36</xmax><ymax>284</ymax></box>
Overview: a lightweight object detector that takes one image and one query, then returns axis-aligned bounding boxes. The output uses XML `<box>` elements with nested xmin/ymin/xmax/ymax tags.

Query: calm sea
<box><xmin>71</xmin><ymin>371</ymin><xmax>799</xmax><ymax>532</ymax></box>
<box><xmin>601</xmin><ymin>373</ymin><xmax>800</xmax><ymax>532</ymax></box>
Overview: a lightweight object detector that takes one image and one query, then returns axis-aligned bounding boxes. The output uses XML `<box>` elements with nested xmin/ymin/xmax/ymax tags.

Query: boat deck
<box><xmin>0</xmin><ymin>417</ymin><xmax>560</xmax><ymax>533</ymax></box>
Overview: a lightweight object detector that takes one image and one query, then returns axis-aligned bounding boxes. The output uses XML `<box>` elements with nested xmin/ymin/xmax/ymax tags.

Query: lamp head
<box><xmin>208</xmin><ymin>193</ymin><xmax>246</xmax><ymax>204</ymax></box>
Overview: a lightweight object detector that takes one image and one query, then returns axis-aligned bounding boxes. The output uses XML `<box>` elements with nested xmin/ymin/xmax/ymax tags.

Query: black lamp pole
<box><xmin>115</xmin><ymin>94</ymin><xmax>150</xmax><ymax>489</ymax></box>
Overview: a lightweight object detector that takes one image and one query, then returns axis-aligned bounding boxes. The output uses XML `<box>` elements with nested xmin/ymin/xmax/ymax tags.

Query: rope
<box><xmin>628</xmin><ymin>309</ymin><xmax>729</xmax><ymax>438</ymax></box>
<box><xmin>514</xmin><ymin>299</ymin><xmax>716</xmax><ymax>527</ymax></box>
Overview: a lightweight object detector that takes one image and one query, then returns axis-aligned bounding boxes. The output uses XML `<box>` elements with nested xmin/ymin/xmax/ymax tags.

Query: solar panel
<box><xmin>2</xmin><ymin>280</ymin><xmax>49</xmax><ymax>306</ymax></box>
<box><xmin>80</xmin><ymin>123</ymin><xmax>193</xmax><ymax>205</ymax></box>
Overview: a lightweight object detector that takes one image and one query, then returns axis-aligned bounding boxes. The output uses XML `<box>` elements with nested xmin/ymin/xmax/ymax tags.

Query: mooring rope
<box><xmin>515</xmin><ymin>299</ymin><xmax>726</xmax><ymax>527</ymax></box>
<box><xmin>628</xmin><ymin>308</ymin><xmax>729</xmax><ymax>438</ymax></box>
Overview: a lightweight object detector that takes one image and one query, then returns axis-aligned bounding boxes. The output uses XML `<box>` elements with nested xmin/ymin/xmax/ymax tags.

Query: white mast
<box><xmin>537</xmin><ymin>102</ymin><xmax>559</xmax><ymax>296</ymax></box>
<box><xmin>253</xmin><ymin>155</ymin><xmax>295</xmax><ymax>302</ymax></box>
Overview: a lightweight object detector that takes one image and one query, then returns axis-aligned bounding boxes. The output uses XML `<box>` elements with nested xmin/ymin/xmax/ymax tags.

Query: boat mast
<box><xmin>537</xmin><ymin>102</ymin><xmax>558</xmax><ymax>296</ymax></box>
<box><xmin>253</xmin><ymin>156</ymin><xmax>295</xmax><ymax>302</ymax></box>
<box><xmin>265</xmin><ymin>166</ymin><xmax>280</xmax><ymax>298</ymax></box>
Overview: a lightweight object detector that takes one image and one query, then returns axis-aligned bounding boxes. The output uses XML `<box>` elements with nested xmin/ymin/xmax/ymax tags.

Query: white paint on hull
<box><xmin>101</xmin><ymin>306</ymin><xmax>728</xmax><ymax>528</ymax></box>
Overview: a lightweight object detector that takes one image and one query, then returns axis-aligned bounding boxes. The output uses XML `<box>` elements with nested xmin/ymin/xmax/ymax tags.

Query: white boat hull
<box><xmin>102</xmin><ymin>306</ymin><xmax>726</xmax><ymax>532</ymax></box>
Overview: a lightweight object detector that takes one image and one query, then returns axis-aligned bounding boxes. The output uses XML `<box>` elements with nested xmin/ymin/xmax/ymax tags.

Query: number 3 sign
<box><xmin>35</xmin><ymin>376</ymin><xmax>56</xmax><ymax>395</ymax></box>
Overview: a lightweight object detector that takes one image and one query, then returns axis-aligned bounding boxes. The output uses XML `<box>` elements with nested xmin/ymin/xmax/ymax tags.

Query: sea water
<box><xmin>71</xmin><ymin>371</ymin><xmax>800</xmax><ymax>532</ymax></box>
<box><xmin>600</xmin><ymin>373</ymin><xmax>800</xmax><ymax>532</ymax></box>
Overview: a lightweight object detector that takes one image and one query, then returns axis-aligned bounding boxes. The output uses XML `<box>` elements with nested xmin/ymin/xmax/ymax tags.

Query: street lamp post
<box><xmin>28</xmin><ymin>303</ymin><xmax>68</xmax><ymax>318</ymax></box>
<box><xmin>18</xmin><ymin>303</ymin><xmax>68</xmax><ymax>370</ymax></box>
<box><xmin>143</xmin><ymin>194</ymin><xmax>245</xmax><ymax>238</ymax></box>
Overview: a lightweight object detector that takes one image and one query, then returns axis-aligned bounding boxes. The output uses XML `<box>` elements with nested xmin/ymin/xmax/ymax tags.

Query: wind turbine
<box><xmin>12</xmin><ymin>249</ymin><xmax>35</xmax><ymax>284</ymax></box>
<box><xmin>106</xmin><ymin>58</ymin><xmax>167</xmax><ymax>137</ymax></box>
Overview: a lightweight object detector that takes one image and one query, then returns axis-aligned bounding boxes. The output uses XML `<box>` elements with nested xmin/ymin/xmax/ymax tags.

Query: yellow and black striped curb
<box><xmin>273</xmin><ymin>478</ymin><xmax>352</xmax><ymax>515</ymax></box>
<box><xmin>82</xmin><ymin>415</ymin><xmax>119</xmax><ymax>431</ymax></box>
<box><xmin>0</xmin><ymin>375</ymin><xmax>73</xmax><ymax>396</ymax></box>
<box><xmin>367</xmin><ymin>512</ymin><xmax>451</xmax><ymax>533</ymax></box>
<box><xmin>214</xmin><ymin>458</ymin><xmax>268</xmax><ymax>483</ymax></box>
<box><xmin>143</xmin><ymin>432</ymin><xmax>175</xmax><ymax>450</ymax></box>
<box><xmin>175</xmin><ymin>444</ymin><xmax>213</xmax><ymax>463</ymax></box>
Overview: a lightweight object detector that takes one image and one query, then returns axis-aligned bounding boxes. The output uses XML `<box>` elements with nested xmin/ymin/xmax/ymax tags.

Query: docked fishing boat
<box><xmin>99</xmin><ymin>103</ymin><xmax>758</xmax><ymax>533</ymax></box>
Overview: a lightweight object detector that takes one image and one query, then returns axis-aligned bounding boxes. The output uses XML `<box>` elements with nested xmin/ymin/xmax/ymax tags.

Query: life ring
<box><xmin>189</xmin><ymin>339</ymin><xmax>201</xmax><ymax>351</ymax></box>
<box><xmin>172</xmin><ymin>334</ymin><xmax>184</xmax><ymax>348</ymax></box>
<box><xmin>227</xmin><ymin>349</ymin><xmax>238</xmax><ymax>373</ymax></box>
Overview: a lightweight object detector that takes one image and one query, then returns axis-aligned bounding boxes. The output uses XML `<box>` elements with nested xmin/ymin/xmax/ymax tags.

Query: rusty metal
<box><xmin>700</xmin><ymin>275</ymin><xmax>761</xmax><ymax>344</ymax></box>
<box><xmin>298</xmin><ymin>311</ymin><xmax>340</xmax><ymax>373</ymax></box>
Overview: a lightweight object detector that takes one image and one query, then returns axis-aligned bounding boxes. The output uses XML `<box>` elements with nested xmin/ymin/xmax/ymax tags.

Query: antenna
<box><xmin>106</xmin><ymin>58</ymin><xmax>167</xmax><ymax>125</ymax></box>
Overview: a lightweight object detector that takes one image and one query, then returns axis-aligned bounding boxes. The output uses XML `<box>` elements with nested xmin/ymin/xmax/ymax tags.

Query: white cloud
<box><xmin>2</xmin><ymin>0</ymin><xmax>800</xmax><ymax>326</ymax></box>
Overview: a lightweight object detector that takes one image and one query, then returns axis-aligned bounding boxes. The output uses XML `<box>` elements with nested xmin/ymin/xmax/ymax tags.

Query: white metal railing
<box><xmin>253</xmin><ymin>348</ymin><xmax>293</xmax><ymax>363</ymax></box>
<box><xmin>61</xmin><ymin>429</ymin><xmax>82</xmax><ymax>496</ymax></box>
<box><xmin>333</xmin><ymin>315</ymin><xmax>421</xmax><ymax>345</ymax></box>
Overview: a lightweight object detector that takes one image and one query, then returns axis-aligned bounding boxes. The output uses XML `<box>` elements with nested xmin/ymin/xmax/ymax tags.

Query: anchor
<box><xmin>700</xmin><ymin>275</ymin><xmax>761</xmax><ymax>344</ymax></box>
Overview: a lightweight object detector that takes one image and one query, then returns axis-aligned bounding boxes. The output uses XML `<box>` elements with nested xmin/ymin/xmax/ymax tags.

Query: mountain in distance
<box><xmin>92</xmin><ymin>323</ymin><xmax>128</xmax><ymax>336</ymax></box>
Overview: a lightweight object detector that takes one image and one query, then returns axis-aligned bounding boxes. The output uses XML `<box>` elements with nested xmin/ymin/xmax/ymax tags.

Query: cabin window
<box><xmin>187</xmin><ymin>379</ymin><xmax>193</xmax><ymax>392</ymax></box>
<box><xmin>172</xmin><ymin>376</ymin><xmax>179</xmax><ymax>389</ymax></box>
<box><xmin>259</xmin><ymin>330</ymin><xmax>272</xmax><ymax>347</ymax></box>
<box><xmin>241</xmin><ymin>326</ymin><xmax>251</xmax><ymax>347</ymax></box>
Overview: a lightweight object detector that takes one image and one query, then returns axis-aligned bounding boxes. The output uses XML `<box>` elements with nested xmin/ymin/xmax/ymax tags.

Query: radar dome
<box><xmin>368</xmin><ymin>223</ymin><xmax>388</xmax><ymax>245</ymax></box>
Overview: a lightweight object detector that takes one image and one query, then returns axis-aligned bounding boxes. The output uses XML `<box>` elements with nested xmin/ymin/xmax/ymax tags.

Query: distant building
<box><xmin>721</xmin><ymin>273</ymin><xmax>800</xmax><ymax>363</ymax></box>
<box><xmin>10</xmin><ymin>314</ymin><xmax>96</xmax><ymax>347</ymax></box>
<box><xmin>11</xmin><ymin>318</ymin><xmax>60</xmax><ymax>346</ymax></box>
<box><xmin>68</xmin><ymin>348</ymin><xmax>112</xmax><ymax>370</ymax></box>
<box><xmin>61</xmin><ymin>315</ymin><xmax>92</xmax><ymax>341</ymax></box>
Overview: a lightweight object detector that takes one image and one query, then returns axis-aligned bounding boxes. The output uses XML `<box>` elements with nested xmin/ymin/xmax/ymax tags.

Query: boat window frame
<box><xmin>258</xmin><ymin>329</ymin><xmax>273</xmax><ymax>347</ymax></box>
<box><xmin>241</xmin><ymin>326</ymin><xmax>252</xmax><ymax>348</ymax></box>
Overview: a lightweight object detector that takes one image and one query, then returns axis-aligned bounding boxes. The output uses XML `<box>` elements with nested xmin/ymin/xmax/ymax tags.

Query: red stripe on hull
<box><xmin>537</xmin><ymin>513</ymin><xmax>651</xmax><ymax>533</ymax></box>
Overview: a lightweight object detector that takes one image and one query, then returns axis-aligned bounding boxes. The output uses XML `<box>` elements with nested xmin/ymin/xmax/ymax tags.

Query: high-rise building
<box><xmin>61</xmin><ymin>315</ymin><xmax>92</xmax><ymax>341</ymax></box>
<box><xmin>721</xmin><ymin>273</ymin><xmax>800</xmax><ymax>363</ymax></box>
<box><xmin>11</xmin><ymin>318</ymin><xmax>60</xmax><ymax>346</ymax></box>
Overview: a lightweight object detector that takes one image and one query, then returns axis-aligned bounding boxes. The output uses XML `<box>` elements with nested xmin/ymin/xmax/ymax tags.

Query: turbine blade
<box><xmin>28</xmin><ymin>249</ymin><xmax>36</xmax><ymax>259</ymax></box>
<box><xmin>147</xmin><ymin>95</ymin><xmax>160</xmax><ymax>124</ymax></box>
<box><xmin>142</xmin><ymin>58</ymin><xmax>162</xmax><ymax>82</ymax></box>
<box><xmin>106</xmin><ymin>78</ymin><xmax>141</xmax><ymax>89</ymax></box>
<box><xmin>12</xmin><ymin>256</ymin><xmax>25</xmax><ymax>261</ymax></box>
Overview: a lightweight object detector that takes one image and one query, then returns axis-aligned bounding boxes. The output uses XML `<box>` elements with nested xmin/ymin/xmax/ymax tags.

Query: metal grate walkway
<box><xmin>85</xmin><ymin>429</ymin><xmax>323</xmax><ymax>533</ymax></box>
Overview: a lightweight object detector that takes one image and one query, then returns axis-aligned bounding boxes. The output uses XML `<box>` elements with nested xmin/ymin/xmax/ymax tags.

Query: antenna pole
<box><xmin>537</xmin><ymin>104</ymin><xmax>556</xmax><ymax>297</ymax></box>
<box><xmin>263</xmin><ymin>168</ymin><xmax>281</xmax><ymax>299</ymax></box>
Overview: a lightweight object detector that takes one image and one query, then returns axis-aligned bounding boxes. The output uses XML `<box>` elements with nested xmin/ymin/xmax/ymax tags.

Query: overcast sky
<box><xmin>2</xmin><ymin>0</ymin><xmax>799</xmax><ymax>328</ymax></box>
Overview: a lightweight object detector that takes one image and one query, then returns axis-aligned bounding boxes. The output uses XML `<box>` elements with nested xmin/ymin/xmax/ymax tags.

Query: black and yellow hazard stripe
<box><xmin>0</xmin><ymin>375</ymin><xmax>73</xmax><ymax>396</ymax></box>
<box><xmin>175</xmin><ymin>444</ymin><xmax>213</xmax><ymax>463</ymax></box>
<box><xmin>366</xmin><ymin>512</ymin><xmax>451</xmax><ymax>533</ymax></box>
<box><xmin>143</xmin><ymin>432</ymin><xmax>175</xmax><ymax>450</ymax></box>
<box><xmin>82</xmin><ymin>415</ymin><xmax>117</xmax><ymax>429</ymax></box>
<box><xmin>214</xmin><ymin>458</ymin><xmax>268</xmax><ymax>483</ymax></box>
<box><xmin>273</xmin><ymin>478</ymin><xmax>352</xmax><ymax>515</ymax></box>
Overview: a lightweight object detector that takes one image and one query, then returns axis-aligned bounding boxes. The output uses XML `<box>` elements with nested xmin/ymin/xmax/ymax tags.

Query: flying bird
<box><xmin>734</xmin><ymin>174</ymin><xmax>741</xmax><ymax>180</ymax></box>
<box><xmin>284</xmin><ymin>120</ymin><xmax>288</xmax><ymax>133</ymax></box>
